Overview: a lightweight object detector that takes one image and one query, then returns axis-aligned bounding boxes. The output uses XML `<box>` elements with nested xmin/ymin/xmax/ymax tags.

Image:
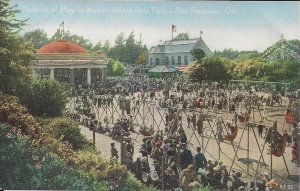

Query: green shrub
<box><xmin>119</xmin><ymin>174</ymin><xmax>157</xmax><ymax>191</ymax></box>
<box><xmin>42</xmin><ymin>117</ymin><xmax>93</xmax><ymax>150</ymax></box>
<box><xmin>0</xmin><ymin>92</ymin><xmax>39</xmax><ymax>138</ymax></box>
<box><xmin>107</xmin><ymin>58</ymin><xmax>125</xmax><ymax>77</ymax></box>
<box><xmin>193</xmin><ymin>184</ymin><xmax>214</xmax><ymax>191</ymax></box>
<box><xmin>0</xmin><ymin>93</ymin><xmax>156</xmax><ymax>191</ymax></box>
<box><xmin>0</xmin><ymin>124</ymin><xmax>110</xmax><ymax>190</ymax></box>
<box><xmin>186</xmin><ymin>57</ymin><xmax>231</xmax><ymax>82</ymax></box>
<box><xmin>27</xmin><ymin>79</ymin><xmax>67</xmax><ymax>117</ymax></box>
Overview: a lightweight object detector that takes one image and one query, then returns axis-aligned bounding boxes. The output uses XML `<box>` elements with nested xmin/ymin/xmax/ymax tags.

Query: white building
<box><xmin>148</xmin><ymin>37</ymin><xmax>212</xmax><ymax>67</ymax></box>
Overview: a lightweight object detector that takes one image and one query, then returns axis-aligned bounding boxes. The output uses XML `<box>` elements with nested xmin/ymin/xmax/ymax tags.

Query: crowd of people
<box><xmin>65</xmin><ymin>76</ymin><xmax>300</xmax><ymax>191</ymax></box>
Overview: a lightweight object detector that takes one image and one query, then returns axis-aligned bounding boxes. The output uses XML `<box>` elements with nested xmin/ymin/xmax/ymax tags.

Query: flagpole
<box><xmin>171</xmin><ymin>25</ymin><xmax>176</xmax><ymax>40</ymax></box>
<box><xmin>62</xmin><ymin>22</ymin><xmax>65</xmax><ymax>38</ymax></box>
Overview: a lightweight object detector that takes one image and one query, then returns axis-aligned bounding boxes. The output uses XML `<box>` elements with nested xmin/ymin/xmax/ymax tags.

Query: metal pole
<box><xmin>219</xmin><ymin>139</ymin><xmax>221</xmax><ymax>161</ymax></box>
<box><xmin>161</xmin><ymin>156</ymin><xmax>165</xmax><ymax>191</ymax></box>
<box><xmin>105</xmin><ymin>103</ymin><xmax>108</xmax><ymax>117</ymax></box>
<box><xmin>111</xmin><ymin>98</ymin><xmax>114</xmax><ymax>124</ymax></box>
<box><xmin>120</xmin><ymin>135</ymin><xmax>123</xmax><ymax>165</ymax></box>
<box><xmin>152</xmin><ymin>103</ymin><xmax>155</xmax><ymax>129</ymax></box>
<box><xmin>270</xmin><ymin>128</ymin><xmax>273</xmax><ymax>179</ymax></box>
<box><xmin>143</xmin><ymin>100</ymin><xmax>145</xmax><ymax>125</ymax></box>
<box><xmin>282</xmin><ymin>154</ymin><xmax>290</xmax><ymax>177</ymax></box>
<box><xmin>97</xmin><ymin>107</ymin><xmax>99</xmax><ymax>121</ymax></box>
<box><xmin>93</xmin><ymin>126</ymin><xmax>96</xmax><ymax>149</ymax></box>
<box><xmin>253</xmin><ymin>127</ymin><xmax>270</xmax><ymax>181</ymax></box>
<box><xmin>251</xmin><ymin>126</ymin><xmax>267</xmax><ymax>168</ymax></box>
<box><xmin>202</xmin><ymin>127</ymin><xmax>204</xmax><ymax>152</ymax></box>
<box><xmin>247</xmin><ymin>121</ymin><xmax>249</xmax><ymax>173</ymax></box>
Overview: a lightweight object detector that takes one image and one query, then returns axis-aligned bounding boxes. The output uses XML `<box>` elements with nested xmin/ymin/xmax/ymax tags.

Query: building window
<box><xmin>172</xmin><ymin>56</ymin><xmax>175</xmax><ymax>65</ymax></box>
<box><xmin>150</xmin><ymin>58</ymin><xmax>153</xmax><ymax>65</ymax></box>
<box><xmin>184</xmin><ymin>56</ymin><xmax>188</xmax><ymax>65</ymax></box>
<box><xmin>178</xmin><ymin>56</ymin><xmax>181</xmax><ymax>65</ymax></box>
<box><xmin>155</xmin><ymin>58</ymin><xmax>159</xmax><ymax>65</ymax></box>
<box><xmin>165</xmin><ymin>57</ymin><xmax>169</xmax><ymax>65</ymax></box>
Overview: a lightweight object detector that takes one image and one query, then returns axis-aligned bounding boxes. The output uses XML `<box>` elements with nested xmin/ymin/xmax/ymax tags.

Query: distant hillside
<box><xmin>262</xmin><ymin>39</ymin><xmax>300</xmax><ymax>62</ymax></box>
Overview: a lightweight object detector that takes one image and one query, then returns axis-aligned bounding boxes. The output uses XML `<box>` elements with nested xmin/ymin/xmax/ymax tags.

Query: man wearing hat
<box><xmin>179</xmin><ymin>143</ymin><xmax>194</xmax><ymax>170</ymax></box>
<box><xmin>231</xmin><ymin>171</ymin><xmax>244</xmax><ymax>190</ymax></box>
<box><xmin>212</xmin><ymin>164</ymin><xmax>222</xmax><ymax>189</ymax></box>
<box><xmin>125</xmin><ymin>139</ymin><xmax>134</xmax><ymax>158</ymax></box>
<box><xmin>179</xmin><ymin>130</ymin><xmax>188</xmax><ymax>145</ymax></box>
<box><xmin>194</xmin><ymin>147</ymin><xmax>207</xmax><ymax>172</ymax></box>
<box><xmin>110</xmin><ymin>142</ymin><xmax>119</xmax><ymax>160</ymax></box>
<box><xmin>221</xmin><ymin>164</ymin><xmax>229</xmax><ymax>189</ymax></box>
<box><xmin>151</xmin><ymin>141</ymin><xmax>163</xmax><ymax>168</ymax></box>
<box><xmin>165</xmin><ymin>167</ymin><xmax>179</xmax><ymax>190</ymax></box>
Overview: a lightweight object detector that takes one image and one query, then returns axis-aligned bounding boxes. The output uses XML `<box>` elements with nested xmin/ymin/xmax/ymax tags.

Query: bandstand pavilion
<box><xmin>32</xmin><ymin>39</ymin><xmax>107</xmax><ymax>84</ymax></box>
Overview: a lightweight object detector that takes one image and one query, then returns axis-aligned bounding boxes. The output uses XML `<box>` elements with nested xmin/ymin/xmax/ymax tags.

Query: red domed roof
<box><xmin>37</xmin><ymin>40</ymin><xmax>88</xmax><ymax>54</ymax></box>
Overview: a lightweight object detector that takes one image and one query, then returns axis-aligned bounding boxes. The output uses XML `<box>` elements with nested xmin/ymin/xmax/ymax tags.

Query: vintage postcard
<box><xmin>0</xmin><ymin>0</ymin><xmax>299</xmax><ymax>190</ymax></box>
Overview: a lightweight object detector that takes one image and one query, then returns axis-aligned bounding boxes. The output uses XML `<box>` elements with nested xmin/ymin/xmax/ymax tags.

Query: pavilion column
<box><xmin>50</xmin><ymin>68</ymin><xmax>55</xmax><ymax>79</ymax></box>
<box><xmin>70</xmin><ymin>68</ymin><xmax>74</xmax><ymax>84</ymax></box>
<box><xmin>87</xmin><ymin>68</ymin><xmax>91</xmax><ymax>85</ymax></box>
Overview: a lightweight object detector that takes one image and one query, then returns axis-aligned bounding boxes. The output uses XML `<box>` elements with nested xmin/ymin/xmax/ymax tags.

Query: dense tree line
<box><xmin>19</xmin><ymin>12</ymin><xmax>300</xmax><ymax>84</ymax></box>
<box><xmin>187</xmin><ymin>40</ymin><xmax>300</xmax><ymax>85</ymax></box>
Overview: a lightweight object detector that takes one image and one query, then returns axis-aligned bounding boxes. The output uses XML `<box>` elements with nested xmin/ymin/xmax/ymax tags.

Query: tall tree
<box><xmin>49</xmin><ymin>29</ymin><xmax>93</xmax><ymax>50</ymax></box>
<box><xmin>102</xmin><ymin>40</ymin><xmax>110</xmax><ymax>54</ymax></box>
<box><xmin>124</xmin><ymin>31</ymin><xmax>138</xmax><ymax>64</ymax></box>
<box><xmin>136</xmin><ymin>50</ymin><xmax>148</xmax><ymax>66</ymax></box>
<box><xmin>0</xmin><ymin>0</ymin><xmax>34</xmax><ymax>98</ymax></box>
<box><xmin>115</xmin><ymin>32</ymin><xmax>125</xmax><ymax>46</ymax></box>
<box><xmin>106</xmin><ymin>59</ymin><xmax>125</xmax><ymax>77</ymax></box>
<box><xmin>23</xmin><ymin>29</ymin><xmax>48</xmax><ymax>49</ymax></box>
<box><xmin>213</xmin><ymin>48</ymin><xmax>239</xmax><ymax>60</ymax></box>
<box><xmin>187</xmin><ymin>58</ymin><xmax>231</xmax><ymax>81</ymax></box>
<box><xmin>108</xmin><ymin>31</ymin><xmax>147</xmax><ymax>65</ymax></box>
<box><xmin>233</xmin><ymin>58</ymin><xmax>267</xmax><ymax>80</ymax></box>
<box><xmin>92</xmin><ymin>41</ymin><xmax>102</xmax><ymax>52</ymax></box>
<box><xmin>92</xmin><ymin>40</ymin><xmax>110</xmax><ymax>54</ymax></box>
<box><xmin>108</xmin><ymin>33</ymin><xmax>125</xmax><ymax>61</ymax></box>
<box><xmin>191</xmin><ymin>49</ymin><xmax>206</xmax><ymax>61</ymax></box>
<box><xmin>173</xmin><ymin>32</ymin><xmax>189</xmax><ymax>40</ymax></box>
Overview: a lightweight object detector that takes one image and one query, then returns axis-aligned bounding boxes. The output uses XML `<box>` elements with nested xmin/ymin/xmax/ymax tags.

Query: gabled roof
<box><xmin>194</xmin><ymin>38</ymin><xmax>212</xmax><ymax>56</ymax></box>
<box><xmin>162</xmin><ymin>38</ymin><xmax>199</xmax><ymax>46</ymax></box>
<box><xmin>149</xmin><ymin>47</ymin><xmax>156</xmax><ymax>54</ymax></box>
<box><xmin>148</xmin><ymin>65</ymin><xmax>176</xmax><ymax>73</ymax></box>
<box><xmin>149</xmin><ymin>38</ymin><xmax>212</xmax><ymax>56</ymax></box>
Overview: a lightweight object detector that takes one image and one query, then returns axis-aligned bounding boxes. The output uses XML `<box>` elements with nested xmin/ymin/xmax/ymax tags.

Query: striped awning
<box><xmin>176</xmin><ymin>66</ymin><xmax>188</xmax><ymax>72</ymax></box>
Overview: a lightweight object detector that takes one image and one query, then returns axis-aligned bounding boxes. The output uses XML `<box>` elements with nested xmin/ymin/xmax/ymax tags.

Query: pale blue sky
<box><xmin>12</xmin><ymin>0</ymin><xmax>300</xmax><ymax>51</ymax></box>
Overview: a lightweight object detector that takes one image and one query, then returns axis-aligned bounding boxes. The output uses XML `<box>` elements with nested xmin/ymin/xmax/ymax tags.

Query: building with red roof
<box><xmin>33</xmin><ymin>39</ymin><xmax>107</xmax><ymax>84</ymax></box>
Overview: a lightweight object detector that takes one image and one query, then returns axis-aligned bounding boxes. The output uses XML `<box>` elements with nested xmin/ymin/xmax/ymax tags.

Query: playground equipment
<box><xmin>68</xmin><ymin>87</ymin><xmax>294</xmax><ymax>181</ymax></box>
